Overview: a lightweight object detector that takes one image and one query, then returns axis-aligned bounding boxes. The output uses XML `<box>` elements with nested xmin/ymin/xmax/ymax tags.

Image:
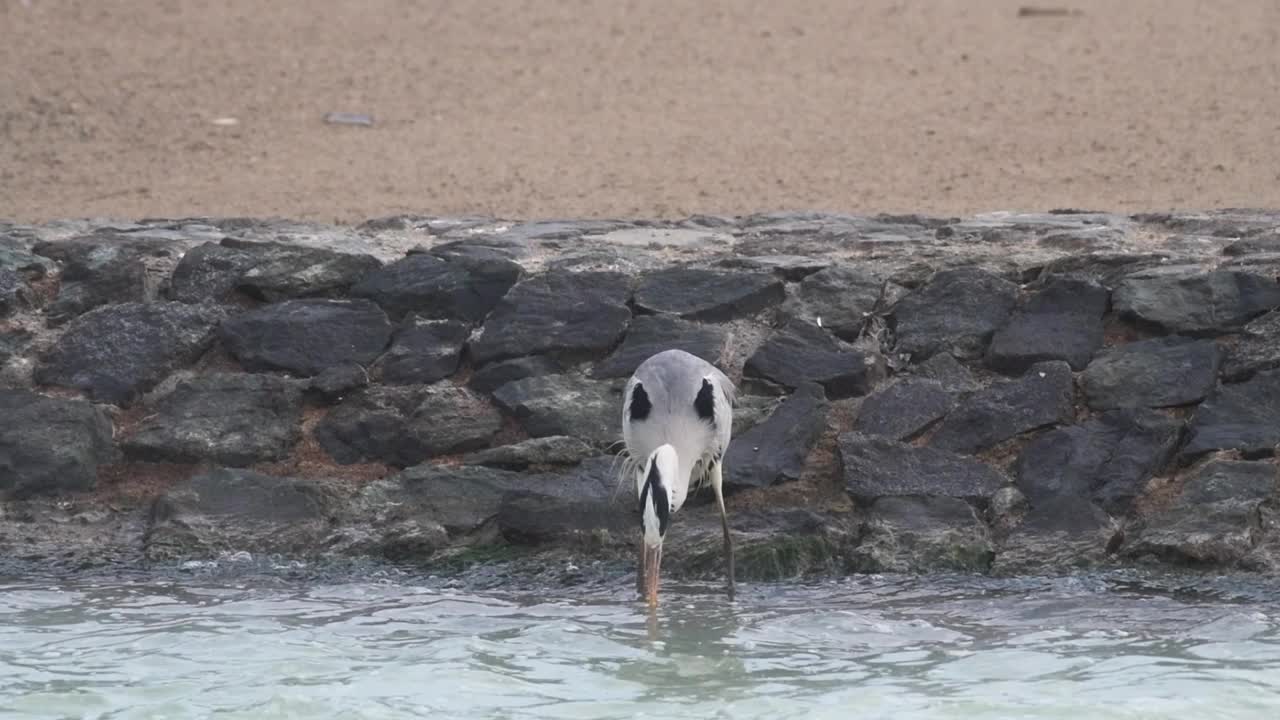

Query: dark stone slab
<box><xmin>0</xmin><ymin>268</ymin><xmax>22</xmax><ymax>317</ymax></box>
<box><xmin>852</xmin><ymin>378</ymin><xmax>953</xmax><ymax>441</ymax></box>
<box><xmin>122</xmin><ymin>373</ymin><xmax>304</xmax><ymax>466</ymax></box>
<box><xmin>724</xmin><ymin>383</ymin><xmax>828</xmax><ymax>492</ymax></box>
<box><xmin>357</xmin><ymin>464</ymin><xmax>527</xmax><ymax>538</ymax></box>
<box><xmin>224</xmin><ymin>240</ymin><xmax>382</xmax><ymax>301</ymax></box>
<box><xmin>1015</xmin><ymin>409</ymin><xmax>1182</xmax><ymax>513</ymax></box>
<box><xmin>307</xmin><ymin>363</ymin><xmax>370</xmax><ymax>399</ymax></box>
<box><xmin>913</xmin><ymin>352</ymin><xmax>980</xmax><ymax>392</ymax></box>
<box><xmin>779</xmin><ymin>265</ymin><xmax>900</xmax><ymax>342</ymax></box>
<box><xmin>0</xmin><ymin>390</ymin><xmax>115</xmax><ymax>498</ymax></box>
<box><xmin>492</xmin><ymin>374</ymin><xmax>624</xmax><ymax>447</ymax></box>
<box><xmin>462</xmin><ymin>436</ymin><xmax>595</xmax><ymax>470</ymax></box>
<box><xmin>744</xmin><ymin>319</ymin><xmax>887</xmax><ymax>398</ymax></box>
<box><xmin>1081</xmin><ymin>336</ymin><xmax>1221</xmax><ymax>410</ymax></box>
<box><xmin>220</xmin><ymin>298</ymin><xmax>392</xmax><ymax>377</ymax></box>
<box><xmin>632</xmin><ymin>268</ymin><xmax>784</xmax><ymax>322</ymax></box>
<box><xmin>928</xmin><ymin>361</ymin><xmax>1074</xmax><ymax>454</ymax></box>
<box><xmin>891</xmin><ymin>267</ymin><xmax>1020</xmax><ymax>361</ymax></box>
<box><xmin>716</xmin><ymin>254</ymin><xmax>831</xmax><ymax>281</ymax></box>
<box><xmin>496</xmin><ymin>457</ymin><xmax>629</xmax><ymax>544</ymax></box>
<box><xmin>1113</xmin><ymin>270</ymin><xmax>1280</xmax><ymax>335</ymax></box>
<box><xmin>1125</xmin><ymin>460</ymin><xmax>1278</xmax><ymax>567</ymax></box>
<box><xmin>168</xmin><ymin>242</ymin><xmax>256</xmax><ymax>303</ymax></box>
<box><xmin>1180</xmin><ymin>369</ymin><xmax>1280</xmax><ymax>461</ymax></box>
<box><xmin>839</xmin><ymin>433</ymin><xmax>1006</xmax><ymax>502</ymax></box>
<box><xmin>315</xmin><ymin>384</ymin><xmax>503</xmax><ymax>466</ymax></box>
<box><xmin>377</xmin><ymin>317</ymin><xmax>468</xmax><ymax>385</ymax></box>
<box><xmin>470</xmin><ymin>271</ymin><xmax>632</xmax><ymax>365</ymax></box>
<box><xmin>46</xmin><ymin>243</ymin><xmax>153</xmax><ymax>323</ymax></box>
<box><xmin>146</xmin><ymin>469</ymin><xmax>344</xmax><ymax>560</ymax></box>
<box><xmin>469</xmin><ymin>356</ymin><xmax>564</xmax><ymax>395</ymax></box>
<box><xmin>992</xmin><ymin>496</ymin><xmax>1122</xmax><ymax>575</ymax></box>
<box><xmin>986</xmin><ymin>277</ymin><xmax>1108</xmax><ymax>373</ymax></box>
<box><xmin>350</xmin><ymin>253</ymin><xmax>522</xmax><ymax>321</ymax></box>
<box><xmin>1222</xmin><ymin>310</ymin><xmax>1280</xmax><ymax>381</ymax></box>
<box><xmin>849</xmin><ymin>496</ymin><xmax>994</xmax><ymax>573</ymax></box>
<box><xmin>37</xmin><ymin>302</ymin><xmax>224</xmax><ymax>406</ymax></box>
<box><xmin>1223</xmin><ymin>233</ymin><xmax>1280</xmax><ymax>257</ymax></box>
<box><xmin>591</xmin><ymin>315</ymin><xmax>729</xmax><ymax>379</ymax></box>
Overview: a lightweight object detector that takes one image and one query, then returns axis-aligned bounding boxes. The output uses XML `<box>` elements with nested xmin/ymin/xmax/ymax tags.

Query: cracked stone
<box><xmin>220</xmin><ymin>298</ymin><xmax>392</xmax><ymax>377</ymax></box>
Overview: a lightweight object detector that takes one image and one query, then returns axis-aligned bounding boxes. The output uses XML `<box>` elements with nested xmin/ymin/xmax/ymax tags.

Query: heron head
<box><xmin>639</xmin><ymin>443</ymin><xmax>678</xmax><ymax>607</ymax></box>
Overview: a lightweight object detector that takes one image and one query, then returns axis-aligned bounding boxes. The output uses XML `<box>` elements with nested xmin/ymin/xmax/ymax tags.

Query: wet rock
<box><xmin>220</xmin><ymin>298</ymin><xmax>392</xmax><ymax>377</ymax></box>
<box><xmin>1221</xmin><ymin>310</ymin><xmax>1280</xmax><ymax>381</ymax></box>
<box><xmin>492</xmin><ymin>373</ymin><xmax>624</xmax><ymax>447</ymax></box>
<box><xmin>146</xmin><ymin>469</ymin><xmax>345</xmax><ymax>561</ymax></box>
<box><xmin>168</xmin><ymin>242</ymin><xmax>256</xmax><ymax>303</ymax></box>
<box><xmin>470</xmin><ymin>271</ymin><xmax>631</xmax><ymax>364</ymax></box>
<box><xmin>46</xmin><ymin>243</ymin><xmax>153</xmax><ymax>322</ymax></box>
<box><xmin>780</xmin><ymin>265</ymin><xmax>900</xmax><ymax>342</ymax></box>
<box><xmin>891</xmin><ymin>267</ymin><xmax>1020</xmax><ymax>361</ymax></box>
<box><xmin>1113</xmin><ymin>270</ymin><xmax>1280</xmax><ymax>335</ymax></box>
<box><xmin>469</xmin><ymin>355</ymin><xmax>564</xmax><ymax>395</ymax></box>
<box><xmin>1126</xmin><ymin>460</ymin><xmax>1278</xmax><ymax>567</ymax></box>
<box><xmin>225</xmin><ymin>240</ymin><xmax>382</xmax><ymax>301</ymax></box>
<box><xmin>496</xmin><ymin>457</ymin><xmax>629</xmax><ymax>544</ymax></box>
<box><xmin>1081</xmin><ymin>336</ymin><xmax>1221</xmax><ymax>410</ymax></box>
<box><xmin>122</xmin><ymin>374</ymin><xmax>304</xmax><ymax>466</ymax></box>
<box><xmin>377</xmin><ymin>317</ymin><xmax>467</xmax><ymax>385</ymax></box>
<box><xmin>743</xmin><ymin>319</ymin><xmax>887</xmax><ymax>398</ymax></box>
<box><xmin>1015</xmin><ymin>409</ymin><xmax>1182</xmax><ymax>514</ymax></box>
<box><xmin>315</xmin><ymin>384</ymin><xmax>503</xmax><ymax>466</ymax></box>
<box><xmin>913</xmin><ymin>352</ymin><xmax>980</xmax><ymax>392</ymax></box>
<box><xmin>1180</xmin><ymin>370</ymin><xmax>1280</xmax><ymax>461</ymax></box>
<box><xmin>356</xmin><ymin>464</ymin><xmax>527</xmax><ymax>540</ymax></box>
<box><xmin>350</xmin><ymin>252</ymin><xmax>522</xmax><ymax>321</ymax></box>
<box><xmin>992</xmin><ymin>496</ymin><xmax>1122</xmax><ymax>575</ymax></box>
<box><xmin>852</xmin><ymin>378</ymin><xmax>953</xmax><ymax>441</ymax></box>
<box><xmin>0</xmin><ymin>390</ymin><xmax>115</xmax><ymax>498</ymax></box>
<box><xmin>307</xmin><ymin>363</ymin><xmax>369</xmax><ymax>399</ymax></box>
<box><xmin>591</xmin><ymin>315</ymin><xmax>729</xmax><ymax>379</ymax></box>
<box><xmin>839</xmin><ymin>434</ymin><xmax>1006</xmax><ymax>502</ymax></box>
<box><xmin>462</xmin><ymin>436</ymin><xmax>595</xmax><ymax>470</ymax></box>
<box><xmin>723</xmin><ymin>383</ymin><xmax>828</xmax><ymax>492</ymax></box>
<box><xmin>37</xmin><ymin>302</ymin><xmax>224</xmax><ymax>406</ymax></box>
<box><xmin>632</xmin><ymin>268</ymin><xmax>784</xmax><ymax>322</ymax></box>
<box><xmin>677</xmin><ymin>508</ymin><xmax>850</xmax><ymax>581</ymax></box>
<box><xmin>0</xmin><ymin>268</ymin><xmax>21</xmax><ymax>316</ymax></box>
<box><xmin>986</xmin><ymin>277</ymin><xmax>1108</xmax><ymax>373</ymax></box>
<box><xmin>849</xmin><ymin>496</ymin><xmax>994</xmax><ymax>573</ymax></box>
<box><xmin>929</xmin><ymin>361</ymin><xmax>1074</xmax><ymax>454</ymax></box>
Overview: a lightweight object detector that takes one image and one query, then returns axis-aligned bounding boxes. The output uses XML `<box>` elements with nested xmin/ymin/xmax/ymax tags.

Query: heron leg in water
<box><xmin>710</xmin><ymin>459</ymin><xmax>735</xmax><ymax>601</ymax></box>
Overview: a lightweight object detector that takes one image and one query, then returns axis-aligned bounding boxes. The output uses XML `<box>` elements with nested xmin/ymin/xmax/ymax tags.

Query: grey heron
<box><xmin>621</xmin><ymin>349</ymin><xmax>736</xmax><ymax>607</ymax></box>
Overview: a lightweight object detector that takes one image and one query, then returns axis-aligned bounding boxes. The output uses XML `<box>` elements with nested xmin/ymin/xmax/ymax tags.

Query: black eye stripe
<box><xmin>629</xmin><ymin>383</ymin><xmax>652</xmax><ymax>422</ymax></box>
<box><xmin>694</xmin><ymin>378</ymin><xmax>715</xmax><ymax>422</ymax></box>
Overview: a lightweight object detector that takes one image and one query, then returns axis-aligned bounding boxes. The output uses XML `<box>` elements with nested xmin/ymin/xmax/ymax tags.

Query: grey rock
<box><xmin>891</xmin><ymin>267</ymin><xmax>1020</xmax><ymax>361</ymax></box>
<box><xmin>146</xmin><ymin>469</ymin><xmax>345</xmax><ymax>560</ymax></box>
<box><xmin>0</xmin><ymin>328</ymin><xmax>32</xmax><ymax>366</ymax></box>
<box><xmin>913</xmin><ymin>352</ymin><xmax>980</xmax><ymax>392</ymax></box>
<box><xmin>992</xmin><ymin>496</ymin><xmax>1122</xmax><ymax>575</ymax></box>
<box><xmin>350</xmin><ymin>252</ymin><xmax>522</xmax><ymax>321</ymax></box>
<box><xmin>462</xmin><ymin>436</ymin><xmax>595</xmax><ymax>470</ymax></box>
<box><xmin>717</xmin><ymin>254</ymin><xmax>831</xmax><ymax>281</ymax></box>
<box><xmin>849</xmin><ymin>496</ymin><xmax>994</xmax><ymax>573</ymax></box>
<box><xmin>744</xmin><ymin>319</ymin><xmax>887</xmax><ymax>398</ymax></box>
<box><xmin>357</xmin><ymin>464</ymin><xmax>527</xmax><ymax>540</ymax></box>
<box><xmin>986</xmin><ymin>277</ymin><xmax>1108</xmax><ymax>372</ymax></box>
<box><xmin>496</xmin><ymin>456</ymin><xmax>629</xmax><ymax>544</ymax></box>
<box><xmin>852</xmin><ymin>378</ymin><xmax>953</xmax><ymax>441</ymax></box>
<box><xmin>220</xmin><ymin>298</ymin><xmax>392</xmax><ymax>377</ymax></box>
<box><xmin>37</xmin><ymin>302</ymin><xmax>224</xmax><ymax>406</ymax></box>
<box><xmin>0</xmin><ymin>243</ymin><xmax>56</xmax><ymax>277</ymax></box>
<box><xmin>492</xmin><ymin>373</ymin><xmax>624</xmax><ymax>447</ymax></box>
<box><xmin>1181</xmin><ymin>370</ymin><xmax>1280</xmax><ymax>461</ymax></box>
<box><xmin>724</xmin><ymin>383</ymin><xmax>828</xmax><ymax>491</ymax></box>
<box><xmin>226</xmin><ymin>240</ymin><xmax>382</xmax><ymax>301</ymax></box>
<box><xmin>592</xmin><ymin>315</ymin><xmax>729</xmax><ymax>379</ymax></box>
<box><xmin>46</xmin><ymin>243</ymin><xmax>153</xmax><ymax>323</ymax></box>
<box><xmin>378</xmin><ymin>317</ymin><xmax>467</xmax><ymax>385</ymax></box>
<box><xmin>469</xmin><ymin>356</ymin><xmax>564</xmax><ymax>395</ymax></box>
<box><xmin>929</xmin><ymin>361</ymin><xmax>1075</xmax><ymax>454</ymax></box>
<box><xmin>633</xmin><ymin>268</ymin><xmax>784</xmax><ymax>322</ymax></box>
<box><xmin>1126</xmin><ymin>460</ymin><xmax>1278</xmax><ymax>567</ymax></box>
<box><xmin>1015</xmin><ymin>409</ymin><xmax>1182</xmax><ymax>514</ymax></box>
<box><xmin>731</xmin><ymin>394</ymin><xmax>785</xmax><ymax>437</ymax></box>
<box><xmin>839</xmin><ymin>433</ymin><xmax>1006</xmax><ymax>502</ymax></box>
<box><xmin>0</xmin><ymin>268</ymin><xmax>21</xmax><ymax>316</ymax></box>
<box><xmin>1223</xmin><ymin>233</ymin><xmax>1280</xmax><ymax>256</ymax></box>
<box><xmin>0</xmin><ymin>390</ymin><xmax>115</xmax><ymax>498</ymax></box>
<box><xmin>1113</xmin><ymin>270</ymin><xmax>1280</xmax><ymax>335</ymax></box>
<box><xmin>307</xmin><ymin>363</ymin><xmax>370</xmax><ymax>399</ymax></box>
<box><xmin>1222</xmin><ymin>310</ymin><xmax>1280</xmax><ymax>381</ymax></box>
<box><xmin>470</xmin><ymin>271</ymin><xmax>631</xmax><ymax>364</ymax></box>
<box><xmin>1081</xmin><ymin>336</ymin><xmax>1221</xmax><ymax>410</ymax></box>
<box><xmin>168</xmin><ymin>242</ymin><xmax>257</xmax><ymax>304</ymax></box>
<box><xmin>780</xmin><ymin>265</ymin><xmax>899</xmax><ymax>342</ymax></box>
<box><xmin>122</xmin><ymin>373</ymin><xmax>304</xmax><ymax>466</ymax></box>
<box><xmin>315</xmin><ymin>384</ymin><xmax>503</xmax><ymax>466</ymax></box>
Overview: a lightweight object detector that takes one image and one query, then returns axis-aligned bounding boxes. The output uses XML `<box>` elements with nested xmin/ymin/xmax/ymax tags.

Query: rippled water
<box><xmin>3</xmin><ymin>569</ymin><xmax>1280</xmax><ymax>719</ymax></box>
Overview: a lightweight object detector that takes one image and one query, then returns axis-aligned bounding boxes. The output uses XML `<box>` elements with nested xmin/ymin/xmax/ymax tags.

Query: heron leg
<box><xmin>710</xmin><ymin>460</ymin><xmax>735</xmax><ymax>601</ymax></box>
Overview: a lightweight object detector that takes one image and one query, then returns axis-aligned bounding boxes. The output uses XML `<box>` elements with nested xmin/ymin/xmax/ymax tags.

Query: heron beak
<box><xmin>642</xmin><ymin>543</ymin><xmax>663</xmax><ymax>608</ymax></box>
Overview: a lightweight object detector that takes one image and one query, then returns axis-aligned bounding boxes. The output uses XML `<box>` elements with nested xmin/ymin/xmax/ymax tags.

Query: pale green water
<box><xmin>2</xmin><ymin>570</ymin><xmax>1279</xmax><ymax>719</ymax></box>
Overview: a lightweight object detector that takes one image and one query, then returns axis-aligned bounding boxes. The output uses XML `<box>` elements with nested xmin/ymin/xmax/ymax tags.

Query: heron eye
<box><xmin>629</xmin><ymin>383</ymin><xmax>651</xmax><ymax>422</ymax></box>
<box><xmin>694</xmin><ymin>378</ymin><xmax>715</xmax><ymax>422</ymax></box>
